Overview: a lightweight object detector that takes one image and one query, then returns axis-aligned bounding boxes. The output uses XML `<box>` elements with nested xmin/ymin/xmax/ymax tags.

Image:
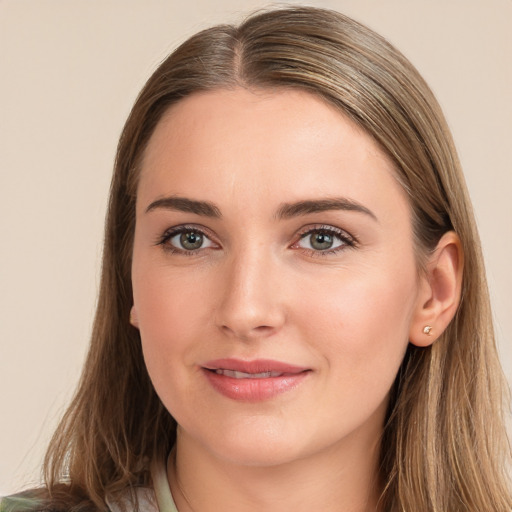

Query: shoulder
<box><xmin>1</xmin><ymin>487</ymin><xmax>158</xmax><ymax>512</ymax></box>
<box><xmin>0</xmin><ymin>493</ymin><xmax>47</xmax><ymax>512</ymax></box>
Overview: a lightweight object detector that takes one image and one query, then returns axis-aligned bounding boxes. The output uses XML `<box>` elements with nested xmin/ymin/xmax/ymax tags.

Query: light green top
<box><xmin>107</xmin><ymin>456</ymin><xmax>179</xmax><ymax>512</ymax></box>
<box><xmin>151</xmin><ymin>455</ymin><xmax>179</xmax><ymax>512</ymax></box>
<box><xmin>0</xmin><ymin>456</ymin><xmax>179</xmax><ymax>512</ymax></box>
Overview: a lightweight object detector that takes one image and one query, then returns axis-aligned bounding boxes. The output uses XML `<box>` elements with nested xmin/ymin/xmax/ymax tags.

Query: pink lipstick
<box><xmin>202</xmin><ymin>358</ymin><xmax>310</xmax><ymax>401</ymax></box>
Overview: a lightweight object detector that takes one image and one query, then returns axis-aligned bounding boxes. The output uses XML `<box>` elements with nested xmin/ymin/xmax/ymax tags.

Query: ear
<box><xmin>130</xmin><ymin>305</ymin><xmax>139</xmax><ymax>329</ymax></box>
<box><xmin>409</xmin><ymin>231</ymin><xmax>463</xmax><ymax>347</ymax></box>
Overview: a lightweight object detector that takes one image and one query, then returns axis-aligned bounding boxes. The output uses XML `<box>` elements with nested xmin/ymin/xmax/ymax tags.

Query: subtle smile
<box><xmin>202</xmin><ymin>359</ymin><xmax>311</xmax><ymax>402</ymax></box>
<box><xmin>214</xmin><ymin>369</ymin><xmax>288</xmax><ymax>379</ymax></box>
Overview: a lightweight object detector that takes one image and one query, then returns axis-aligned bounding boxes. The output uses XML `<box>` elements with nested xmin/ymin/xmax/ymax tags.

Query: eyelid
<box><xmin>154</xmin><ymin>223</ymin><xmax>357</xmax><ymax>256</ymax></box>
<box><xmin>155</xmin><ymin>224</ymin><xmax>220</xmax><ymax>253</ymax></box>
<box><xmin>290</xmin><ymin>224</ymin><xmax>357</xmax><ymax>254</ymax></box>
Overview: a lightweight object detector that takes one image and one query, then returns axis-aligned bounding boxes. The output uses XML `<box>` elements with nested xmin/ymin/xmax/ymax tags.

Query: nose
<box><xmin>214</xmin><ymin>247</ymin><xmax>286</xmax><ymax>341</ymax></box>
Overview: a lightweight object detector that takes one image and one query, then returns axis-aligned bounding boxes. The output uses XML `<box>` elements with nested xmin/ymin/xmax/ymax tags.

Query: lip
<box><xmin>202</xmin><ymin>358</ymin><xmax>311</xmax><ymax>402</ymax></box>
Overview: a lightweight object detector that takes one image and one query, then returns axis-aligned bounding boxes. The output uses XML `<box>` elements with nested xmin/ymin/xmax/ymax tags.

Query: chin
<box><xmin>177</xmin><ymin>412</ymin><xmax>310</xmax><ymax>467</ymax></box>
<box><xmin>214</xmin><ymin>439</ymin><xmax>307</xmax><ymax>468</ymax></box>
<box><xmin>202</xmin><ymin>416</ymin><xmax>335</xmax><ymax>468</ymax></box>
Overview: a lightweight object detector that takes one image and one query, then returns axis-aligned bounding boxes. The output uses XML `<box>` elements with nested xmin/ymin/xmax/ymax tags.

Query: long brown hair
<box><xmin>18</xmin><ymin>6</ymin><xmax>512</xmax><ymax>511</ymax></box>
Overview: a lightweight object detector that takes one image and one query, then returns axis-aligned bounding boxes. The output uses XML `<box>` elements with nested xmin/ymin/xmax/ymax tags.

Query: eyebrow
<box><xmin>145</xmin><ymin>196</ymin><xmax>222</xmax><ymax>218</ymax></box>
<box><xmin>145</xmin><ymin>195</ymin><xmax>377</xmax><ymax>222</ymax></box>
<box><xmin>275</xmin><ymin>198</ymin><xmax>378</xmax><ymax>221</ymax></box>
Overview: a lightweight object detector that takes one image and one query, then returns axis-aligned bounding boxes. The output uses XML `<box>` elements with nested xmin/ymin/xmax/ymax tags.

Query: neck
<box><xmin>167</xmin><ymin>426</ymin><xmax>383</xmax><ymax>512</ymax></box>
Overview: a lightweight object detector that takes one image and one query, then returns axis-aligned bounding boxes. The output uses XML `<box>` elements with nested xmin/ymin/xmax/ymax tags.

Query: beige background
<box><xmin>1</xmin><ymin>0</ymin><xmax>511</xmax><ymax>494</ymax></box>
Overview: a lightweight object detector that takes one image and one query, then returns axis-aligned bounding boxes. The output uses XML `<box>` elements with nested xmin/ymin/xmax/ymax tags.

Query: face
<box><xmin>131</xmin><ymin>88</ymin><xmax>423</xmax><ymax>468</ymax></box>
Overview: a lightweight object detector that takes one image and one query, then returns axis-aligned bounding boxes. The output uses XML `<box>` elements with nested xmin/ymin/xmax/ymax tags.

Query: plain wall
<box><xmin>1</xmin><ymin>0</ymin><xmax>511</xmax><ymax>494</ymax></box>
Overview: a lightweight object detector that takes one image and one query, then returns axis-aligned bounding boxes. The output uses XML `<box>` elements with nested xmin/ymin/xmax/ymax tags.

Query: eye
<box><xmin>171</xmin><ymin>230</ymin><xmax>209</xmax><ymax>251</ymax></box>
<box><xmin>293</xmin><ymin>225</ymin><xmax>356</xmax><ymax>254</ymax></box>
<box><xmin>157</xmin><ymin>226</ymin><xmax>216</xmax><ymax>254</ymax></box>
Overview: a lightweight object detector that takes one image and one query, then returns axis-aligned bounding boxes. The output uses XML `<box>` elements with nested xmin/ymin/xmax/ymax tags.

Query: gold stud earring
<box><xmin>423</xmin><ymin>325</ymin><xmax>432</xmax><ymax>336</ymax></box>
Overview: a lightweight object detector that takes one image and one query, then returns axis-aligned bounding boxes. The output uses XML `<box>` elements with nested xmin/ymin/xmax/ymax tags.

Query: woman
<box><xmin>2</xmin><ymin>6</ymin><xmax>511</xmax><ymax>512</ymax></box>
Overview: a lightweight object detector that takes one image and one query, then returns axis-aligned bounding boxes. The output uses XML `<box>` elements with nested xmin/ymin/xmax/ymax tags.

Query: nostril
<box><xmin>215</xmin><ymin>288</ymin><xmax>287</xmax><ymax>339</ymax></box>
<box><xmin>220</xmin><ymin>323</ymin><xmax>276</xmax><ymax>340</ymax></box>
<box><xmin>254</xmin><ymin>325</ymin><xmax>274</xmax><ymax>333</ymax></box>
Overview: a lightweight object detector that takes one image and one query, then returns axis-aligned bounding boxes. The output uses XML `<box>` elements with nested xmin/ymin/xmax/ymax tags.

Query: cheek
<box><xmin>295</xmin><ymin>263</ymin><xmax>417</xmax><ymax>387</ymax></box>
<box><xmin>134</xmin><ymin>253</ymin><xmax>212</xmax><ymax>331</ymax></box>
<box><xmin>132</xmin><ymin>260</ymin><xmax>225</xmax><ymax>408</ymax></box>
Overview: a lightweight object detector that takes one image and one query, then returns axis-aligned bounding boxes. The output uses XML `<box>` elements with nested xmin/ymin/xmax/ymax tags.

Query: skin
<box><xmin>131</xmin><ymin>88</ymin><xmax>462</xmax><ymax>511</ymax></box>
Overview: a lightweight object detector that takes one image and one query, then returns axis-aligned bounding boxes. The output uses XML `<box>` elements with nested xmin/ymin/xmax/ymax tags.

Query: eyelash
<box><xmin>155</xmin><ymin>224</ymin><xmax>218</xmax><ymax>256</ymax></box>
<box><xmin>155</xmin><ymin>224</ymin><xmax>357</xmax><ymax>256</ymax></box>
<box><xmin>293</xmin><ymin>224</ymin><xmax>357</xmax><ymax>257</ymax></box>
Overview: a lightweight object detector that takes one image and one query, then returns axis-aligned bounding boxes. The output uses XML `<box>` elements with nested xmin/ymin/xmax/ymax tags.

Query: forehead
<box><xmin>137</xmin><ymin>87</ymin><xmax>407</xmax><ymax>219</ymax></box>
<box><xmin>141</xmin><ymin>87</ymin><xmax>385</xmax><ymax>168</ymax></box>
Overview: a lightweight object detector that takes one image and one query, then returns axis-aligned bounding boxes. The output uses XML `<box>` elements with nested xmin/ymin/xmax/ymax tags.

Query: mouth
<box><xmin>212</xmin><ymin>369</ymin><xmax>290</xmax><ymax>379</ymax></box>
<box><xmin>202</xmin><ymin>358</ymin><xmax>311</xmax><ymax>401</ymax></box>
